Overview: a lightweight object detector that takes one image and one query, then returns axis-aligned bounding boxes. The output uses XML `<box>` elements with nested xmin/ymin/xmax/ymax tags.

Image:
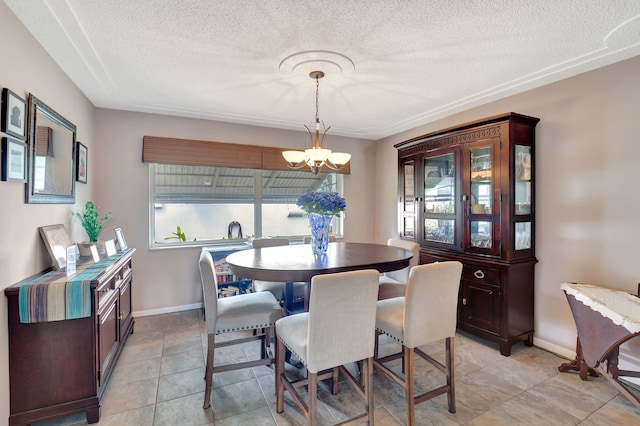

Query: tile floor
<box><xmin>35</xmin><ymin>309</ymin><xmax>640</xmax><ymax>425</ymax></box>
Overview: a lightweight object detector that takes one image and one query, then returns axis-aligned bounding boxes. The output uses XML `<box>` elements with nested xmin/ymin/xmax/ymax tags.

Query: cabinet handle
<box><xmin>474</xmin><ymin>270</ymin><xmax>485</xmax><ymax>279</ymax></box>
<box><xmin>462</xmin><ymin>298</ymin><xmax>467</xmax><ymax>305</ymax></box>
<box><xmin>100</xmin><ymin>288</ymin><xmax>109</xmax><ymax>293</ymax></box>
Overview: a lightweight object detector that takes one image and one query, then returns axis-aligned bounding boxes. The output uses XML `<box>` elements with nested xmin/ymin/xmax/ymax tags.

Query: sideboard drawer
<box><xmin>462</xmin><ymin>265</ymin><xmax>500</xmax><ymax>285</ymax></box>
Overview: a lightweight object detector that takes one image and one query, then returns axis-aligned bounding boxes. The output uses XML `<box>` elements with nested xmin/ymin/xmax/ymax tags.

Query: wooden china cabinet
<box><xmin>395</xmin><ymin>113</ymin><xmax>539</xmax><ymax>356</ymax></box>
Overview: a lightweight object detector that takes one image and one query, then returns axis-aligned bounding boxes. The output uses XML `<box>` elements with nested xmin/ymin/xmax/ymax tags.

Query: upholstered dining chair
<box><xmin>377</xmin><ymin>238</ymin><xmax>420</xmax><ymax>300</ymax></box>
<box><xmin>251</xmin><ymin>238</ymin><xmax>305</xmax><ymax>305</ymax></box>
<box><xmin>199</xmin><ymin>251</ymin><xmax>283</xmax><ymax>410</ymax></box>
<box><xmin>374</xmin><ymin>261</ymin><xmax>463</xmax><ymax>425</ymax></box>
<box><xmin>302</xmin><ymin>235</ymin><xmax>337</xmax><ymax>244</ymax></box>
<box><xmin>275</xmin><ymin>269</ymin><xmax>380</xmax><ymax>425</ymax></box>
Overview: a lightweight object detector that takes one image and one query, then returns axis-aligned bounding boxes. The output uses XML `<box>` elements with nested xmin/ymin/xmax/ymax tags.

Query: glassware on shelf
<box><xmin>470</xmin><ymin>146</ymin><xmax>492</xmax><ymax>214</ymax></box>
<box><xmin>515</xmin><ymin>222</ymin><xmax>531</xmax><ymax>250</ymax></box>
<box><xmin>514</xmin><ymin>145</ymin><xmax>532</xmax><ymax>215</ymax></box>
<box><xmin>470</xmin><ymin>221</ymin><xmax>492</xmax><ymax>248</ymax></box>
<box><xmin>424</xmin><ymin>219</ymin><xmax>454</xmax><ymax>244</ymax></box>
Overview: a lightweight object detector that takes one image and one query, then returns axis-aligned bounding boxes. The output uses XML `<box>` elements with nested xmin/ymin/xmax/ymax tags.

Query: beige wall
<box><xmin>375</xmin><ymin>56</ymin><xmax>640</xmax><ymax>359</ymax></box>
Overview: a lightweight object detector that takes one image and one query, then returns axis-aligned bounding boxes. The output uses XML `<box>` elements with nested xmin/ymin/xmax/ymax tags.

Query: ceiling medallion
<box><xmin>279</xmin><ymin>50</ymin><xmax>355</xmax><ymax>77</ymax></box>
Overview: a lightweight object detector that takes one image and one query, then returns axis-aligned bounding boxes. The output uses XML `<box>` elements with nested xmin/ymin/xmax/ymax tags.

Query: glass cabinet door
<box><xmin>423</xmin><ymin>153</ymin><xmax>456</xmax><ymax>245</ymax></box>
<box><xmin>469</xmin><ymin>146</ymin><xmax>493</xmax><ymax>249</ymax></box>
<box><xmin>400</xmin><ymin>161</ymin><xmax>415</xmax><ymax>238</ymax></box>
<box><xmin>514</xmin><ymin>145</ymin><xmax>532</xmax><ymax>215</ymax></box>
<box><xmin>514</xmin><ymin>144</ymin><xmax>532</xmax><ymax>251</ymax></box>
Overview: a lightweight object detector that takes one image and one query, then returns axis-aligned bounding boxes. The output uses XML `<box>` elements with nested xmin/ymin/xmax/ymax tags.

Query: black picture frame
<box><xmin>1</xmin><ymin>88</ymin><xmax>27</xmax><ymax>140</ymax></box>
<box><xmin>1</xmin><ymin>136</ymin><xmax>27</xmax><ymax>182</ymax></box>
<box><xmin>76</xmin><ymin>141</ymin><xmax>87</xmax><ymax>183</ymax></box>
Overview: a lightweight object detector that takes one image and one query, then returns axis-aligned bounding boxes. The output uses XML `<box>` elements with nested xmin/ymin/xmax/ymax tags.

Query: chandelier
<box><xmin>282</xmin><ymin>71</ymin><xmax>351</xmax><ymax>174</ymax></box>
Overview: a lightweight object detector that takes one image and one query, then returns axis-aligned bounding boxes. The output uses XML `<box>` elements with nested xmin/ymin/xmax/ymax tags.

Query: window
<box><xmin>150</xmin><ymin>164</ymin><xmax>343</xmax><ymax>247</ymax></box>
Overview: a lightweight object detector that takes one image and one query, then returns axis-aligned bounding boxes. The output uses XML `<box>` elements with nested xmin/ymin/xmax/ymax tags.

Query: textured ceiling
<box><xmin>5</xmin><ymin>1</ymin><xmax>640</xmax><ymax>140</ymax></box>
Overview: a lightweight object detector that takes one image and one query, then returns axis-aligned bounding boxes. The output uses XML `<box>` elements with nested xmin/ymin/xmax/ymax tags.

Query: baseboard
<box><xmin>133</xmin><ymin>303</ymin><xmax>203</xmax><ymax>318</ymax></box>
<box><xmin>532</xmin><ymin>336</ymin><xmax>576</xmax><ymax>360</ymax></box>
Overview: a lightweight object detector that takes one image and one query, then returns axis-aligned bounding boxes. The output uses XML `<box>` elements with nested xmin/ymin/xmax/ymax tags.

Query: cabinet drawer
<box><xmin>114</xmin><ymin>259</ymin><xmax>133</xmax><ymax>289</ymax></box>
<box><xmin>462</xmin><ymin>265</ymin><xmax>500</xmax><ymax>285</ymax></box>
<box><xmin>96</xmin><ymin>277</ymin><xmax>115</xmax><ymax>307</ymax></box>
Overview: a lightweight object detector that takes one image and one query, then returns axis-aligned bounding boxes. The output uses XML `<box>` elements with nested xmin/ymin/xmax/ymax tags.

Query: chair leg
<box><xmin>275</xmin><ymin>337</ymin><xmax>285</xmax><ymax>413</ymax></box>
<box><xmin>374</xmin><ymin>330</ymin><xmax>380</xmax><ymax>359</ymax></box>
<box><xmin>308</xmin><ymin>372</ymin><xmax>318</xmax><ymax>426</ymax></box>
<box><xmin>446</xmin><ymin>336</ymin><xmax>456</xmax><ymax>413</ymax></box>
<box><xmin>363</xmin><ymin>357</ymin><xmax>374</xmax><ymax>425</ymax></box>
<box><xmin>404</xmin><ymin>346</ymin><xmax>416</xmax><ymax>426</ymax></box>
<box><xmin>203</xmin><ymin>333</ymin><xmax>215</xmax><ymax>409</ymax></box>
<box><xmin>332</xmin><ymin>367</ymin><xmax>340</xmax><ymax>395</ymax></box>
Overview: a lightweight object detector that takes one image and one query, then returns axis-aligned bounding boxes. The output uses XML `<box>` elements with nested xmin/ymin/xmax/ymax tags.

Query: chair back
<box><xmin>403</xmin><ymin>261</ymin><xmax>462</xmax><ymax>347</ymax></box>
<box><xmin>199</xmin><ymin>251</ymin><xmax>220</xmax><ymax>334</ymax></box>
<box><xmin>306</xmin><ymin>269</ymin><xmax>379</xmax><ymax>373</ymax></box>
<box><xmin>303</xmin><ymin>235</ymin><xmax>336</xmax><ymax>244</ymax></box>
<box><xmin>252</xmin><ymin>238</ymin><xmax>289</xmax><ymax>248</ymax></box>
<box><xmin>384</xmin><ymin>239</ymin><xmax>420</xmax><ymax>283</ymax></box>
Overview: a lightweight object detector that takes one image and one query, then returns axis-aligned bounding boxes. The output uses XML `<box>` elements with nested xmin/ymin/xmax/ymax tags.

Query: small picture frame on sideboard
<box><xmin>114</xmin><ymin>227</ymin><xmax>127</xmax><ymax>250</ymax></box>
<box><xmin>104</xmin><ymin>239</ymin><xmax>117</xmax><ymax>257</ymax></box>
<box><xmin>39</xmin><ymin>224</ymin><xmax>74</xmax><ymax>270</ymax></box>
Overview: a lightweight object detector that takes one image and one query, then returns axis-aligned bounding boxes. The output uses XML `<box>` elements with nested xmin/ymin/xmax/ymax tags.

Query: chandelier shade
<box><xmin>282</xmin><ymin>71</ymin><xmax>351</xmax><ymax>174</ymax></box>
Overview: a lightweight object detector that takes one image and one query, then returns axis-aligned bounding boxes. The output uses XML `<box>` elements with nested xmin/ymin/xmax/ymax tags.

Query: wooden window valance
<box><xmin>142</xmin><ymin>136</ymin><xmax>350</xmax><ymax>174</ymax></box>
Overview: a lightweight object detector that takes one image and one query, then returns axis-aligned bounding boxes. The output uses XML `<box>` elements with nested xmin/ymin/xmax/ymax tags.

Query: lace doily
<box><xmin>561</xmin><ymin>282</ymin><xmax>640</xmax><ymax>334</ymax></box>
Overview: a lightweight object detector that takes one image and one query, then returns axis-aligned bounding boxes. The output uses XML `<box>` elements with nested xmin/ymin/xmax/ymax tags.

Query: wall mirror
<box><xmin>26</xmin><ymin>94</ymin><xmax>76</xmax><ymax>203</ymax></box>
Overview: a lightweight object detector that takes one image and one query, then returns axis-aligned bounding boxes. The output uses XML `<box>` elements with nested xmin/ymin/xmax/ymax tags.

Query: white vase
<box><xmin>77</xmin><ymin>242</ymin><xmax>94</xmax><ymax>257</ymax></box>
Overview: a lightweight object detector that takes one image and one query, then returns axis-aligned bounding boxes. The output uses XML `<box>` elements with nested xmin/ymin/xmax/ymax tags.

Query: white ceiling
<box><xmin>5</xmin><ymin>1</ymin><xmax>640</xmax><ymax>140</ymax></box>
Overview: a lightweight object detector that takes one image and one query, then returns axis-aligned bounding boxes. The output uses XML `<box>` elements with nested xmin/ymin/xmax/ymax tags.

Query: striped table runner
<box><xmin>18</xmin><ymin>248</ymin><xmax>132</xmax><ymax>323</ymax></box>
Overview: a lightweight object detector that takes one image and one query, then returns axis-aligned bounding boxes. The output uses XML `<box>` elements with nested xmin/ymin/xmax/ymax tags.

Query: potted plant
<box><xmin>76</xmin><ymin>201</ymin><xmax>111</xmax><ymax>255</ymax></box>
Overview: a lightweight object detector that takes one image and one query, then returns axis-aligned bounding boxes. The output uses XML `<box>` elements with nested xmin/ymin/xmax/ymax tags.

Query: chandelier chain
<box><xmin>315</xmin><ymin>75</ymin><xmax>320</xmax><ymax>123</ymax></box>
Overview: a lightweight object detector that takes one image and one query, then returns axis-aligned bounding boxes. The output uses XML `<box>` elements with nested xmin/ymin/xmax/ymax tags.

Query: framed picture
<box><xmin>66</xmin><ymin>245</ymin><xmax>77</xmax><ymax>276</ymax></box>
<box><xmin>1</xmin><ymin>137</ymin><xmax>27</xmax><ymax>182</ymax></box>
<box><xmin>76</xmin><ymin>141</ymin><xmax>87</xmax><ymax>183</ymax></box>
<box><xmin>1</xmin><ymin>88</ymin><xmax>27</xmax><ymax>140</ymax></box>
<box><xmin>114</xmin><ymin>227</ymin><xmax>127</xmax><ymax>250</ymax></box>
<box><xmin>38</xmin><ymin>224</ymin><xmax>74</xmax><ymax>270</ymax></box>
<box><xmin>90</xmin><ymin>245</ymin><xmax>100</xmax><ymax>263</ymax></box>
<box><xmin>104</xmin><ymin>239</ymin><xmax>117</xmax><ymax>257</ymax></box>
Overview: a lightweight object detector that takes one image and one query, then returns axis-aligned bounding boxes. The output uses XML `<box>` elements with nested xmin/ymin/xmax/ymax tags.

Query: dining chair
<box><xmin>275</xmin><ymin>269</ymin><xmax>380</xmax><ymax>425</ymax></box>
<box><xmin>251</xmin><ymin>238</ymin><xmax>305</xmax><ymax>305</ymax></box>
<box><xmin>199</xmin><ymin>251</ymin><xmax>283</xmax><ymax>409</ymax></box>
<box><xmin>377</xmin><ymin>238</ymin><xmax>420</xmax><ymax>300</ymax></box>
<box><xmin>302</xmin><ymin>235</ymin><xmax>337</xmax><ymax>244</ymax></box>
<box><xmin>374</xmin><ymin>261</ymin><xmax>463</xmax><ymax>425</ymax></box>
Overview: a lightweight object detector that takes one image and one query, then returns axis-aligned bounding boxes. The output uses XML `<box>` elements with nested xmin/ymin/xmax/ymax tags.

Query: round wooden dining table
<box><xmin>225</xmin><ymin>242</ymin><xmax>413</xmax><ymax>312</ymax></box>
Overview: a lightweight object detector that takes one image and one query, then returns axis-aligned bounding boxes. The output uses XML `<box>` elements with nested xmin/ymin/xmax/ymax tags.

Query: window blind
<box><xmin>142</xmin><ymin>136</ymin><xmax>350</xmax><ymax>174</ymax></box>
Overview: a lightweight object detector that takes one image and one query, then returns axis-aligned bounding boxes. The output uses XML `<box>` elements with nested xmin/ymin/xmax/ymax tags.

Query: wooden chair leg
<box><xmin>404</xmin><ymin>346</ymin><xmax>416</xmax><ymax>425</ymax></box>
<box><xmin>446</xmin><ymin>337</ymin><xmax>456</xmax><ymax>413</ymax></box>
<box><xmin>309</xmin><ymin>372</ymin><xmax>318</xmax><ymax>426</ymax></box>
<box><xmin>203</xmin><ymin>333</ymin><xmax>215</xmax><ymax>409</ymax></box>
<box><xmin>275</xmin><ymin>337</ymin><xmax>285</xmax><ymax>413</ymax></box>
<box><xmin>332</xmin><ymin>367</ymin><xmax>340</xmax><ymax>395</ymax></box>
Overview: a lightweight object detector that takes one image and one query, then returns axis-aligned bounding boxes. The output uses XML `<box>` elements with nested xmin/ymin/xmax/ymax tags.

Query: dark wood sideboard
<box><xmin>5</xmin><ymin>248</ymin><xmax>136</xmax><ymax>425</ymax></box>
